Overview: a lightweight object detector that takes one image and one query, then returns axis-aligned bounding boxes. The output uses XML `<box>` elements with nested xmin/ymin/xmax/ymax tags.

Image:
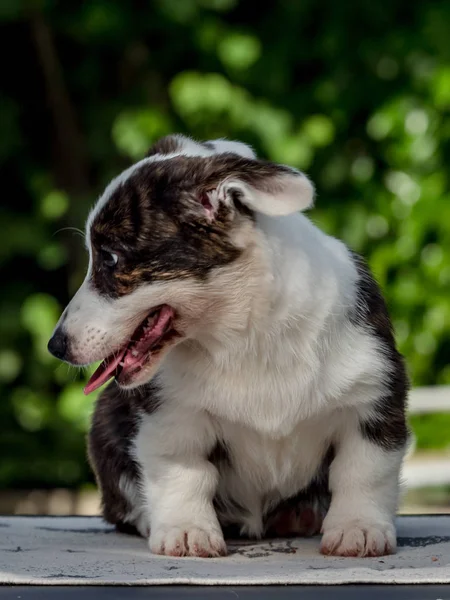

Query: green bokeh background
<box><xmin>1</xmin><ymin>0</ymin><xmax>449</xmax><ymax>491</ymax></box>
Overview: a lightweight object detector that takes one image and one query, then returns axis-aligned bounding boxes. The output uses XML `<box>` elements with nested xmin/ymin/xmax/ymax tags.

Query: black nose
<box><xmin>47</xmin><ymin>328</ymin><xmax>68</xmax><ymax>360</ymax></box>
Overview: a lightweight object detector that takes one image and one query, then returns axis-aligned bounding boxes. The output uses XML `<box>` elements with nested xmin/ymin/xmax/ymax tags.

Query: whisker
<box><xmin>53</xmin><ymin>226</ymin><xmax>85</xmax><ymax>240</ymax></box>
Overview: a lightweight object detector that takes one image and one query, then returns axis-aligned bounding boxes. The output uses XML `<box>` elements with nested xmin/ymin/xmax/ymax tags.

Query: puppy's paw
<box><xmin>150</xmin><ymin>525</ymin><xmax>227</xmax><ymax>558</ymax></box>
<box><xmin>320</xmin><ymin>520</ymin><xmax>396</xmax><ymax>557</ymax></box>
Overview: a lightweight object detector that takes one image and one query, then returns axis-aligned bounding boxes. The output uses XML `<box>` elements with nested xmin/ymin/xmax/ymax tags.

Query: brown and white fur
<box><xmin>48</xmin><ymin>134</ymin><xmax>409</xmax><ymax>558</ymax></box>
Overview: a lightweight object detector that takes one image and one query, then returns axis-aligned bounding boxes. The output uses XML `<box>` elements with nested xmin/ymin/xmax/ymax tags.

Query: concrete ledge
<box><xmin>0</xmin><ymin>516</ymin><xmax>449</xmax><ymax>585</ymax></box>
<box><xmin>409</xmin><ymin>385</ymin><xmax>450</xmax><ymax>414</ymax></box>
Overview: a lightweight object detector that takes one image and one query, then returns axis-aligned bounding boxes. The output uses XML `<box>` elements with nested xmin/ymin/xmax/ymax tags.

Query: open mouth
<box><xmin>84</xmin><ymin>305</ymin><xmax>177</xmax><ymax>395</ymax></box>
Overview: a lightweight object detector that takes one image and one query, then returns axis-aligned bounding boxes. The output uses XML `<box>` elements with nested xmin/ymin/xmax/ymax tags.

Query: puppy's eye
<box><xmin>100</xmin><ymin>249</ymin><xmax>119</xmax><ymax>268</ymax></box>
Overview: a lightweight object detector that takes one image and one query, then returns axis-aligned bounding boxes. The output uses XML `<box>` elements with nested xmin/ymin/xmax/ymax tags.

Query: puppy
<box><xmin>48</xmin><ymin>134</ymin><xmax>409</xmax><ymax>558</ymax></box>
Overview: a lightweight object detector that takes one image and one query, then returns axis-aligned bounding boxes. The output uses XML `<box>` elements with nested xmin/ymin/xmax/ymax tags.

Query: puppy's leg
<box><xmin>134</xmin><ymin>406</ymin><xmax>227</xmax><ymax>557</ymax></box>
<box><xmin>88</xmin><ymin>383</ymin><xmax>149</xmax><ymax>537</ymax></box>
<box><xmin>320</xmin><ymin>417</ymin><xmax>407</xmax><ymax>557</ymax></box>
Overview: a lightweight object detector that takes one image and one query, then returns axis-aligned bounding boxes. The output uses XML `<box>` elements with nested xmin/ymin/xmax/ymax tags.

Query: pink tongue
<box><xmin>123</xmin><ymin>305</ymin><xmax>173</xmax><ymax>366</ymax></box>
<box><xmin>84</xmin><ymin>348</ymin><xmax>126</xmax><ymax>395</ymax></box>
<box><xmin>83</xmin><ymin>306</ymin><xmax>175</xmax><ymax>396</ymax></box>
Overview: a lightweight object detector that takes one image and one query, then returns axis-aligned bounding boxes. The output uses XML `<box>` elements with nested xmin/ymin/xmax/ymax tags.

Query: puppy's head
<box><xmin>48</xmin><ymin>135</ymin><xmax>314</xmax><ymax>394</ymax></box>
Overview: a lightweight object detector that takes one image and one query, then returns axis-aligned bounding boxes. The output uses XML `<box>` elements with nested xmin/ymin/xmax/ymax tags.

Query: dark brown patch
<box><xmin>87</xmin><ymin>379</ymin><xmax>161</xmax><ymax>531</ymax></box>
<box><xmin>208</xmin><ymin>440</ymin><xmax>231</xmax><ymax>467</ymax></box>
<box><xmin>349</xmin><ymin>252</ymin><xmax>409</xmax><ymax>451</ymax></box>
<box><xmin>146</xmin><ymin>134</ymin><xmax>181</xmax><ymax>157</ymax></box>
<box><xmin>88</xmin><ymin>155</ymin><xmax>263</xmax><ymax>298</ymax></box>
<box><xmin>89</xmin><ymin>152</ymin><xmax>295</xmax><ymax>298</ymax></box>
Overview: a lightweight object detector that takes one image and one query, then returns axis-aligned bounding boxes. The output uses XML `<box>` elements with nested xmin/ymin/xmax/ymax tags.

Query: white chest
<box><xmin>160</xmin><ymin>343</ymin><xmax>330</xmax><ymax>438</ymax></box>
<box><xmin>220</xmin><ymin>415</ymin><xmax>337</xmax><ymax>494</ymax></box>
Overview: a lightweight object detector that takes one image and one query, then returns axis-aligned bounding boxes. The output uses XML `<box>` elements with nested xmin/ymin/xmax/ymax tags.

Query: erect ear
<box><xmin>146</xmin><ymin>134</ymin><xmax>182</xmax><ymax>157</ymax></box>
<box><xmin>205</xmin><ymin>158</ymin><xmax>315</xmax><ymax>217</ymax></box>
<box><xmin>147</xmin><ymin>135</ymin><xmax>257</xmax><ymax>162</ymax></box>
<box><xmin>204</xmin><ymin>138</ymin><xmax>256</xmax><ymax>159</ymax></box>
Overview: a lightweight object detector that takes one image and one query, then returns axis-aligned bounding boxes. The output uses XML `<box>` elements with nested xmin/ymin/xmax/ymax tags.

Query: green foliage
<box><xmin>410</xmin><ymin>414</ymin><xmax>450</xmax><ymax>451</ymax></box>
<box><xmin>1</xmin><ymin>0</ymin><xmax>449</xmax><ymax>488</ymax></box>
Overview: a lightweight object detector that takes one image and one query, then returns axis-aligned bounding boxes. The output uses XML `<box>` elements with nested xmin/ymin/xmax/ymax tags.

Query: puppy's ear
<box><xmin>147</xmin><ymin>134</ymin><xmax>256</xmax><ymax>161</ymax></box>
<box><xmin>204</xmin><ymin>139</ymin><xmax>256</xmax><ymax>159</ymax></box>
<box><xmin>200</xmin><ymin>157</ymin><xmax>314</xmax><ymax>218</ymax></box>
<box><xmin>146</xmin><ymin>135</ymin><xmax>182</xmax><ymax>157</ymax></box>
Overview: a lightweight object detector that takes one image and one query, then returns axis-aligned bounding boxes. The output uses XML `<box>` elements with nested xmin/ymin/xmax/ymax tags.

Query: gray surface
<box><xmin>0</xmin><ymin>585</ymin><xmax>450</xmax><ymax>600</ymax></box>
<box><xmin>1</xmin><ymin>587</ymin><xmax>450</xmax><ymax>599</ymax></box>
<box><xmin>0</xmin><ymin>516</ymin><xmax>449</xmax><ymax>585</ymax></box>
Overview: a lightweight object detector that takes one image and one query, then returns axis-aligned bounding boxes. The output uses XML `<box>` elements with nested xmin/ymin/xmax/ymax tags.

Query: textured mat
<box><xmin>0</xmin><ymin>516</ymin><xmax>449</xmax><ymax>585</ymax></box>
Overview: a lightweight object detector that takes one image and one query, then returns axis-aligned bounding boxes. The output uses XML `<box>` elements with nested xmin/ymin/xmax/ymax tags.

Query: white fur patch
<box><xmin>207</xmin><ymin>138</ymin><xmax>256</xmax><ymax>159</ymax></box>
<box><xmin>118</xmin><ymin>474</ymin><xmax>149</xmax><ymax>538</ymax></box>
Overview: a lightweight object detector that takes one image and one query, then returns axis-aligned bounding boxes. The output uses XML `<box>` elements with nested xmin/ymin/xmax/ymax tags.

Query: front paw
<box><xmin>150</xmin><ymin>525</ymin><xmax>227</xmax><ymax>558</ymax></box>
<box><xmin>320</xmin><ymin>520</ymin><xmax>396</xmax><ymax>557</ymax></box>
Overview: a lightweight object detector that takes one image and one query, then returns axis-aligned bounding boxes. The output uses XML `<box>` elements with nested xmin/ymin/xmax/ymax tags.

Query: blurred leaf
<box><xmin>302</xmin><ymin>115</ymin><xmax>335</xmax><ymax>147</ymax></box>
<box><xmin>58</xmin><ymin>384</ymin><xmax>94</xmax><ymax>433</ymax></box>
<box><xmin>112</xmin><ymin>108</ymin><xmax>172</xmax><ymax>159</ymax></box>
<box><xmin>0</xmin><ymin>349</ymin><xmax>22</xmax><ymax>383</ymax></box>
<box><xmin>21</xmin><ymin>294</ymin><xmax>61</xmax><ymax>363</ymax></box>
<box><xmin>218</xmin><ymin>32</ymin><xmax>261</xmax><ymax>71</ymax></box>
<box><xmin>431</xmin><ymin>66</ymin><xmax>450</xmax><ymax>108</ymax></box>
<box><xmin>40</xmin><ymin>191</ymin><xmax>69</xmax><ymax>220</ymax></box>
